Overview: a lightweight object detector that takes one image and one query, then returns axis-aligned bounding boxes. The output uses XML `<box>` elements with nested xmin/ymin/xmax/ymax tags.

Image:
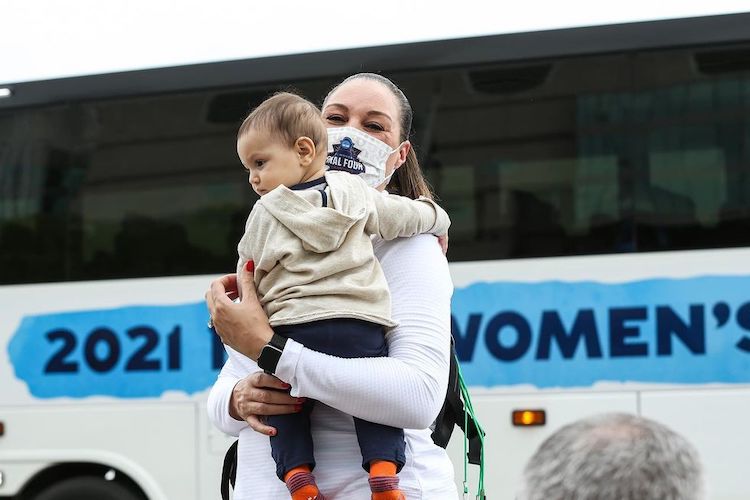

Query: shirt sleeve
<box><xmin>206</xmin><ymin>347</ymin><xmax>251</xmax><ymax>437</ymax></box>
<box><xmin>275</xmin><ymin>234</ymin><xmax>453</xmax><ymax>429</ymax></box>
<box><xmin>364</xmin><ymin>188</ymin><xmax>451</xmax><ymax>241</ymax></box>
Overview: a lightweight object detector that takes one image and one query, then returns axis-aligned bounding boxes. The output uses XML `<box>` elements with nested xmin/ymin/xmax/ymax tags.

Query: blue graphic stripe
<box><xmin>8</xmin><ymin>302</ymin><xmax>224</xmax><ymax>398</ymax></box>
<box><xmin>451</xmin><ymin>276</ymin><xmax>750</xmax><ymax>388</ymax></box>
<box><xmin>8</xmin><ymin>275</ymin><xmax>750</xmax><ymax>398</ymax></box>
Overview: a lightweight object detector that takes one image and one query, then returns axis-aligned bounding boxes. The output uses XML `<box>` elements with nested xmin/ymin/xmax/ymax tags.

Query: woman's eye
<box><xmin>366</xmin><ymin>122</ymin><xmax>385</xmax><ymax>131</ymax></box>
<box><xmin>325</xmin><ymin>114</ymin><xmax>345</xmax><ymax>123</ymax></box>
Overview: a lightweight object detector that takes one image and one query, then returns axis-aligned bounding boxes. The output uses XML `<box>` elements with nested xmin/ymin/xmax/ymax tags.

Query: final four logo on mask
<box><xmin>326</xmin><ymin>136</ymin><xmax>366</xmax><ymax>174</ymax></box>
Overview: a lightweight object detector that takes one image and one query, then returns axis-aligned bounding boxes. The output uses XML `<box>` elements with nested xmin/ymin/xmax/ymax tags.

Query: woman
<box><xmin>206</xmin><ymin>73</ymin><xmax>457</xmax><ymax>499</ymax></box>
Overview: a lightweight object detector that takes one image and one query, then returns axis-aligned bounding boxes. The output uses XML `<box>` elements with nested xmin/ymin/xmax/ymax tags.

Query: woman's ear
<box><xmin>394</xmin><ymin>140</ymin><xmax>411</xmax><ymax>170</ymax></box>
<box><xmin>295</xmin><ymin>136</ymin><xmax>316</xmax><ymax>166</ymax></box>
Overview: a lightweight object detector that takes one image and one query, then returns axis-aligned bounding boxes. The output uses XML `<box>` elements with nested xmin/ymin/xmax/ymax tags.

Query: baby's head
<box><xmin>237</xmin><ymin>92</ymin><xmax>328</xmax><ymax>196</ymax></box>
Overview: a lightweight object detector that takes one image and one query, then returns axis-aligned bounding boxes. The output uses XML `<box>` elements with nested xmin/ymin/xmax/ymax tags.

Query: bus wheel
<box><xmin>32</xmin><ymin>477</ymin><xmax>143</xmax><ymax>500</ymax></box>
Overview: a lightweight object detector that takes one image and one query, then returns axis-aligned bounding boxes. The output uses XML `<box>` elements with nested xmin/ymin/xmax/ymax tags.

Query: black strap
<box><xmin>220</xmin><ymin>439</ymin><xmax>238</xmax><ymax>500</ymax></box>
<box><xmin>431</xmin><ymin>338</ymin><xmax>484</xmax><ymax>465</ymax></box>
<box><xmin>431</xmin><ymin>341</ymin><xmax>459</xmax><ymax>448</ymax></box>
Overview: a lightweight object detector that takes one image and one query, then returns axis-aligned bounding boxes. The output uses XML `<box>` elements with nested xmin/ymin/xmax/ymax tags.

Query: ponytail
<box><xmin>387</xmin><ymin>147</ymin><xmax>434</xmax><ymax>200</ymax></box>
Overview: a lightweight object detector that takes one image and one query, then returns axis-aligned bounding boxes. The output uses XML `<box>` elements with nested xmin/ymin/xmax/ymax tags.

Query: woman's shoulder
<box><xmin>374</xmin><ymin>234</ymin><xmax>452</xmax><ymax>289</ymax></box>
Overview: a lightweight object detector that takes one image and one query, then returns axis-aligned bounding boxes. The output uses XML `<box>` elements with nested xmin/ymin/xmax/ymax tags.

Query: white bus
<box><xmin>2</xmin><ymin>3</ymin><xmax>750</xmax><ymax>499</ymax></box>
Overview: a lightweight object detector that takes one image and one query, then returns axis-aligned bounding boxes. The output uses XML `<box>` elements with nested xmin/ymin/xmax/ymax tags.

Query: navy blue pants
<box><xmin>268</xmin><ymin>318</ymin><xmax>406</xmax><ymax>480</ymax></box>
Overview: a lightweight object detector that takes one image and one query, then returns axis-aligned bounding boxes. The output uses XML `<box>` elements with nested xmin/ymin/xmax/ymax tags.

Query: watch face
<box><xmin>258</xmin><ymin>344</ymin><xmax>283</xmax><ymax>373</ymax></box>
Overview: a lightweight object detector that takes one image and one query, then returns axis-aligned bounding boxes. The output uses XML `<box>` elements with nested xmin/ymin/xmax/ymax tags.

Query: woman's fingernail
<box><xmin>269</xmin><ymin>429</ymin><xmax>276</xmax><ymax>436</ymax></box>
<box><xmin>294</xmin><ymin>404</ymin><xmax>303</xmax><ymax>412</ymax></box>
<box><xmin>296</xmin><ymin>397</ymin><xmax>306</xmax><ymax>403</ymax></box>
<box><xmin>281</xmin><ymin>382</ymin><xmax>291</xmax><ymax>388</ymax></box>
<box><xmin>246</xmin><ymin>260</ymin><xmax>255</xmax><ymax>272</ymax></box>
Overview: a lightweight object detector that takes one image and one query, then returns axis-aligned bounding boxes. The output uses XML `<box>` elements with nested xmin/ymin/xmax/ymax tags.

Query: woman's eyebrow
<box><xmin>365</xmin><ymin>110</ymin><xmax>393</xmax><ymax>123</ymax></box>
<box><xmin>324</xmin><ymin>104</ymin><xmax>393</xmax><ymax>123</ymax></box>
<box><xmin>323</xmin><ymin>103</ymin><xmax>348</xmax><ymax>112</ymax></box>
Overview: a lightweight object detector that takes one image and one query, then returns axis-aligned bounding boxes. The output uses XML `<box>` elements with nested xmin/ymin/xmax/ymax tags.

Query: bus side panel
<box><xmin>197</xmin><ymin>402</ymin><xmax>239</xmax><ymax>500</ymax></box>
<box><xmin>641</xmin><ymin>387</ymin><xmax>750</xmax><ymax>500</ymax></box>
<box><xmin>0</xmin><ymin>403</ymin><xmax>198</xmax><ymax>500</ymax></box>
<box><xmin>445</xmin><ymin>391</ymin><xmax>638</xmax><ymax>498</ymax></box>
<box><xmin>0</xmin><ymin>462</ymin><xmax>49</xmax><ymax>496</ymax></box>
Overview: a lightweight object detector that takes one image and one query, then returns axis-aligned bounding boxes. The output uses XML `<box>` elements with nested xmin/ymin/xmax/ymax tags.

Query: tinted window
<box><xmin>402</xmin><ymin>47</ymin><xmax>750</xmax><ymax>261</ymax></box>
<box><xmin>1</xmin><ymin>89</ymin><xmax>263</xmax><ymax>283</ymax></box>
<box><xmin>2</xmin><ymin>44</ymin><xmax>750</xmax><ymax>284</ymax></box>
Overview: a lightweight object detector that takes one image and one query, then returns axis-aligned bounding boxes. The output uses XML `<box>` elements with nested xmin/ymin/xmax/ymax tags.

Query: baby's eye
<box><xmin>254</xmin><ymin>160</ymin><xmax>265</xmax><ymax>168</ymax></box>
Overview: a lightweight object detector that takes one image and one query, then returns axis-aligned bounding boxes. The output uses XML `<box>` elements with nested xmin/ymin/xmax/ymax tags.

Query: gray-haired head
<box><xmin>517</xmin><ymin>412</ymin><xmax>704</xmax><ymax>500</ymax></box>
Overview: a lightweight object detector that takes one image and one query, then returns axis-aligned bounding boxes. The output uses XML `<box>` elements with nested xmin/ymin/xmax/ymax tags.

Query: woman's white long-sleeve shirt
<box><xmin>207</xmin><ymin>234</ymin><xmax>458</xmax><ymax>499</ymax></box>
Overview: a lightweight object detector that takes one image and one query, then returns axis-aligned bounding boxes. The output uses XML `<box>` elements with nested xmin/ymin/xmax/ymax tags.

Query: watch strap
<box><xmin>268</xmin><ymin>332</ymin><xmax>288</xmax><ymax>351</ymax></box>
<box><xmin>257</xmin><ymin>333</ymin><xmax>288</xmax><ymax>374</ymax></box>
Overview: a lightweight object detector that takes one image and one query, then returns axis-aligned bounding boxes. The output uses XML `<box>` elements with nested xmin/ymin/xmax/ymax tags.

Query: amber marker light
<box><xmin>512</xmin><ymin>409</ymin><xmax>546</xmax><ymax>426</ymax></box>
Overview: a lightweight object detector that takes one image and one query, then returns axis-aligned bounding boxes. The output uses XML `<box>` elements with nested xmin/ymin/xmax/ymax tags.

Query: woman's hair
<box><xmin>238</xmin><ymin>92</ymin><xmax>327</xmax><ymax>153</ymax></box>
<box><xmin>323</xmin><ymin>73</ymin><xmax>434</xmax><ymax>200</ymax></box>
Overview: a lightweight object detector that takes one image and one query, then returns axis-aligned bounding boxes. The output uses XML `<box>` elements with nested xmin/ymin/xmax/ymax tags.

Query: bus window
<box><xmin>413</xmin><ymin>46</ymin><xmax>750</xmax><ymax>262</ymax></box>
<box><xmin>3</xmin><ymin>43</ymin><xmax>750</xmax><ymax>284</ymax></box>
<box><xmin>0</xmin><ymin>80</ymin><xmax>340</xmax><ymax>285</ymax></box>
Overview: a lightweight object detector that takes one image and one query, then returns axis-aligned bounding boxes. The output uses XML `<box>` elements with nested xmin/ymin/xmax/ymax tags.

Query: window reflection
<box><xmin>2</xmin><ymin>46</ymin><xmax>750</xmax><ymax>284</ymax></box>
<box><xmin>423</xmin><ymin>57</ymin><xmax>750</xmax><ymax>261</ymax></box>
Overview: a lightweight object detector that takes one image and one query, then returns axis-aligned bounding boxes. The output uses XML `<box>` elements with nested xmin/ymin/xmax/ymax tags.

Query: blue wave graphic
<box><xmin>8</xmin><ymin>275</ymin><xmax>750</xmax><ymax>398</ymax></box>
<box><xmin>8</xmin><ymin>302</ymin><xmax>223</xmax><ymax>398</ymax></box>
<box><xmin>451</xmin><ymin>276</ymin><xmax>750</xmax><ymax>388</ymax></box>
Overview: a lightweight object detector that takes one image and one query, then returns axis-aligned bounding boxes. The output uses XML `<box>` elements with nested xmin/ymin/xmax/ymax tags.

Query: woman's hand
<box><xmin>230</xmin><ymin>371</ymin><xmax>303</xmax><ymax>436</ymax></box>
<box><xmin>437</xmin><ymin>234</ymin><xmax>449</xmax><ymax>255</ymax></box>
<box><xmin>205</xmin><ymin>260</ymin><xmax>273</xmax><ymax>360</ymax></box>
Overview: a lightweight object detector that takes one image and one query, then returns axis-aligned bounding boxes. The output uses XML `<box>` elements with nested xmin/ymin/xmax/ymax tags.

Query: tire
<box><xmin>32</xmin><ymin>476</ymin><xmax>142</xmax><ymax>500</ymax></box>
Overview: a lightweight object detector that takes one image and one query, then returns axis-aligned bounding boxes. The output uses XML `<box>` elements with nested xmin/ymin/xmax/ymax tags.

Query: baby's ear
<box><xmin>295</xmin><ymin>136</ymin><xmax>316</xmax><ymax>166</ymax></box>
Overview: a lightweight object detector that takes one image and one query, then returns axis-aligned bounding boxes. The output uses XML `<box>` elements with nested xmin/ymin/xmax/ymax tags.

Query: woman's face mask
<box><xmin>325</xmin><ymin>126</ymin><xmax>403</xmax><ymax>188</ymax></box>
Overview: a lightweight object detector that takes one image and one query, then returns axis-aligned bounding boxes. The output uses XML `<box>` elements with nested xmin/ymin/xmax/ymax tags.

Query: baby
<box><xmin>234</xmin><ymin>92</ymin><xmax>450</xmax><ymax>500</ymax></box>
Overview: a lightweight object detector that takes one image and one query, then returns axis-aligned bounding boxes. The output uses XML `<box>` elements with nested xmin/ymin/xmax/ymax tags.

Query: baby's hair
<box><xmin>238</xmin><ymin>92</ymin><xmax>327</xmax><ymax>152</ymax></box>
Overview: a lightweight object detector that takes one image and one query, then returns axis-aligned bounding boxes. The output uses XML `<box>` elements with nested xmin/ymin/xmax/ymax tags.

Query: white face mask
<box><xmin>325</xmin><ymin>126</ymin><xmax>403</xmax><ymax>188</ymax></box>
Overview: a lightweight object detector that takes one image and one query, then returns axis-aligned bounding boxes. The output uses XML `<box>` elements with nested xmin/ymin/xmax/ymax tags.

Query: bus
<box><xmin>2</xmin><ymin>3</ymin><xmax>750</xmax><ymax>499</ymax></box>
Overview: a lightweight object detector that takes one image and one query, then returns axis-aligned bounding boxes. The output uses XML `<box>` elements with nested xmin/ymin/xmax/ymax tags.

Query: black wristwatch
<box><xmin>257</xmin><ymin>333</ymin><xmax>288</xmax><ymax>374</ymax></box>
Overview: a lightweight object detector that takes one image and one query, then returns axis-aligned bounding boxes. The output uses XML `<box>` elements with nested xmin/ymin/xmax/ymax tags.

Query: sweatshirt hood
<box><xmin>258</xmin><ymin>172</ymin><xmax>368</xmax><ymax>253</ymax></box>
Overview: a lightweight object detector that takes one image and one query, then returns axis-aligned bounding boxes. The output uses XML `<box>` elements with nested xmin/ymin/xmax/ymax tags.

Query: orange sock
<box><xmin>369</xmin><ymin>460</ymin><xmax>397</xmax><ymax>477</ymax></box>
<box><xmin>285</xmin><ymin>465</ymin><xmax>323</xmax><ymax>500</ymax></box>
<box><xmin>369</xmin><ymin>461</ymin><xmax>404</xmax><ymax>500</ymax></box>
<box><xmin>371</xmin><ymin>491</ymin><xmax>404</xmax><ymax>500</ymax></box>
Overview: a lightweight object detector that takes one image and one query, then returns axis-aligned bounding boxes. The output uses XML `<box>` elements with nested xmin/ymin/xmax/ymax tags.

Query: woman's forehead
<box><xmin>325</xmin><ymin>79</ymin><xmax>398</xmax><ymax>115</ymax></box>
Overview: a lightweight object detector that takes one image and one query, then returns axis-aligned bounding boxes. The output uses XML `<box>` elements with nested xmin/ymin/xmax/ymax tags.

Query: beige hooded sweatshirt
<box><xmin>237</xmin><ymin>171</ymin><xmax>450</xmax><ymax>328</ymax></box>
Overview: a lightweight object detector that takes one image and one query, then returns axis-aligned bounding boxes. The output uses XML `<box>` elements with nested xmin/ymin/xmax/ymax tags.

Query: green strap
<box><xmin>456</xmin><ymin>357</ymin><xmax>486</xmax><ymax>499</ymax></box>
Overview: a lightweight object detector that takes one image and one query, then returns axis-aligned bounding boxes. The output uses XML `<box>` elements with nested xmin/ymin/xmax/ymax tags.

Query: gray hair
<box><xmin>517</xmin><ymin>412</ymin><xmax>704</xmax><ymax>500</ymax></box>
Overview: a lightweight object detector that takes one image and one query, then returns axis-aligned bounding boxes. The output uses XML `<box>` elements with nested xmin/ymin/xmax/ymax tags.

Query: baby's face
<box><xmin>237</xmin><ymin>129</ymin><xmax>304</xmax><ymax>196</ymax></box>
